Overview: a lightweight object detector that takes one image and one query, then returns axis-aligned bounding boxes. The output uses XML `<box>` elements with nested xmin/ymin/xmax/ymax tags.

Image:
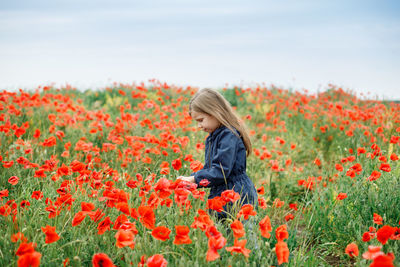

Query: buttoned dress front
<box><xmin>192</xmin><ymin>126</ymin><xmax>258</xmax><ymax>218</ymax></box>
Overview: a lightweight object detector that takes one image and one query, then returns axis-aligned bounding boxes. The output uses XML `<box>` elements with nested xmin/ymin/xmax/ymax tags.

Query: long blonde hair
<box><xmin>189</xmin><ymin>88</ymin><xmax>252</xmax><ymax>156</ymax></box>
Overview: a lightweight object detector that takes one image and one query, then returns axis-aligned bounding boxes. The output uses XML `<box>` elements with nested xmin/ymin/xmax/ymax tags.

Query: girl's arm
<box><xmin>193</xmin><ymin>129</ymin><xmax>239</xmax><ymax>187</ymax></box>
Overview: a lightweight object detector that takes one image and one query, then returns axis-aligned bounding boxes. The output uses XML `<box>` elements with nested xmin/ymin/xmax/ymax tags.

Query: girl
<box><xmin>179</xmin><ymin>88</ymin><xmax>258</xmax><ymax>220</ymax></box>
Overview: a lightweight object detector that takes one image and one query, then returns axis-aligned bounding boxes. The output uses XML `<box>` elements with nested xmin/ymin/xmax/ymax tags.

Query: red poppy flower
<box><xmin>81</xmin><ymin>202</ymin><xmax>95</xmax><ymax>212</ymax></box>
<box><xmin>33</xmin><ymin>129</ymin><xmax>41</xmax><ymax>139</ymax></box>
<box><xmin>236</xmin><ymin>204</ymin><xmax>257</xmax><ymax>220</ymax></box>
<box><xmin>225</xmin><ymin>239</ymin><xmax>251</xmax><ymax>258</ymax></box>
<box><xmin>257</xmin><ymin>186</ymin><xmax>265</xmax><ymax>194</ymax></box>
<box><xmin>72</xmin><ymin>211</ymin><xmax>87</xmax><ymax>227</ymax></box>
<box><xmin>284</xmin><ymin>213</ymin><xmax>294</xmax><ymax>222</ymax></box>
<box><xmin>138</xmin><ymin>206</ymin><xmax>155</xmax><ymax>229</ymax></box>
<box><xmin>345</xmin><ymin>242</ymin><xmax>359</xmax><ymax>257</ymax></box>
<box><xmin>92</xmin><ymin>253</ymin><xmax>116</xmax><ymax>267</ymax></box>
<box><xmin>362</xmin><ymin>231</ymin><xmax>375</xmax><ymax>242</ymax></box>
<box><xmin>0</xmin><ymin>204</ymin><xmax>12</xmax><ymax>216</ymax></box>
<box><xmin>11</xmin><ymin>232</ymin><xmax>27</xmax><ymax>243</ymax></box>
<box><xmin>275</xmin><ymin>241</ymin><xmax>289</xmax><ymax>265</ymax></box>
<box><xmin>3</xmin><ymin>160</ymin><xmax>14</xmax><ymax>168</ymax></box>
<box><xmin>31</xmin><ymin>191</ymin><xmax>43</xmax><ymax>200</ymax></box>
<box><xmin>390</xmin><ymin>153</ymin><xmax>399</xmax><ymax>161</ymax></box>
<box><xmin>230</xmin><ymin>220</ymin><xmax>245</xmax><ymax>239</ymax></box>
<box><xmin>57</xmin><ymin>164</ymin><xmax>70</xmax><ymax>176</ymax></box>
<box><xmin>289</xmin><ymin>203</ymin><xmax>298</xmax><ymax>211</ymax></box>
<box><xmin>42</xmin><ymin>136</ymin><xmax>56</xmax><ymax>147</ymax></box>
<box><xmin>152</xmin><ymin>226</ymin><xmax>171</xmax><ymax>241</ymax></box>
<box><xmin>207</xmin><ymin>197</ymin><xmax>225</xmax><ymax>212</ymax></box>
<box><xmin>115</xmin><ymin>229</ymin><xmax>135</xmax><ymax>249</ymax></box>
<box><xmin>16</xmin><ymin>242</ymin><xmax>36</xmax><ymax>256</ymax></box>
<box><xmin>259</xmin><ymin>215</ymin><xmax>272</xmax><ymax>238</ymax></box>
<box><xmin>199</xmin><ymin>179</ymin><xmax>210</xmax><ymax>187</ymax></box>
<box><xmin>336</xmin><ymin>193</ymin><xmax>347</xmax><ymax>200</ymax></box>
<box><xmin>373</xmin><ymin>213</ymin><xmax>383</xmax><ymax>225</ymax></box>
<box><xmin>97</xmin><ymin>216</ymin><xmax>113</xmax><ymax>235</ymax></box>
<box><xmin>275</xmin><ymin>224</ymin><xmax>289</xmax><ymax>242</ymax></box>
<box><xmin>8</xmin><ymin>176</ymin><xmax>19</xmax><ymax>185</ymax></box>
<box><xmin>41</xmin><ymin>225</ymin><xmax>60</xmax><ymax>244</ymax></box>
<box><xmin>379</xmin><ymin>163</ymin><xmax>391</xmax><ymax>172</ymax></box>
<box><xmin>362</xmin><ymin>245</ymin><xmax>384</xmax><ymax>260</ymax></box>
<box><xmin>189</xmin><ymin>160</ymin><xmax>203</xmax><ymax>172</ymax></box>
<box><xmin>191</xmin><ymin>209</ymin><xmax>214</xmax><ymax>231</ymax></box>
<box><xmin>173</xmin><ymin>225</ymin><xmax>192</xmax><ymax>245</ymax></box>
<box><xmin>0</xmin><ymin>189</ymin><xmax>9</xmax><ymax>200</ymax></box>
<box><xmin>370</xmin><ymin>254</ymin><xmax>394</xmax><ymax>267</ymax></box>
<box><xmin>368</xmin><ymin>171</ymin><xmax>381</xmax><ymax>181</ymax></box>
<box><xmin>273</xmin><ymin>198</ymin><xmax>285</xmax><ymax>208</ymax></box>
<box><xmin>206</xmin><ymin>234</ymin><xmax>227</xmax><ymax>262</ymax></box>
<box><xmin>34</xmin><ymin>169</ymin><xmax>46</xmax><ymax>178</ymax></box>
<box><xmin>171</xmin><ymin>158</ymin><xmax>182</xmax><ymax>171</ymax></box>
<box><xmin>221</xmin><ymin>190</ymin><xmax>240</xmax><ymax>203</ymax></box>
<box><xmin>146</xmin><ymin>254</ymin><xmax>167</xmax><ymax>267</ymax></box>
<box><xmin>376</xmin><ymin>225</ymin><xmax>396</xmax><ymax>245</ymax></box>
<box><xmin>17</xmin><ymin>251</ymin><xmax>42</xmax><ymax>267</ymax></box>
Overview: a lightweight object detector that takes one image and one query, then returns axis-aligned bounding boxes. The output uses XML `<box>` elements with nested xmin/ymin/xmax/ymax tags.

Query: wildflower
<box><xmin>257</xmin><ymin>186</ymin><xmax>265</xmax><ymax>194</ymax></box>
<box><xmin>368</xmin><ymin>171</ymin><xmax>381</xmax><ymax>181</ymax></box>
<box><xmin>275</xmin><ymin>241</ymin><xmax>289</xmax><ymax>265</ymax></box>
<box><xmin>336</xmin><ymin>193</ymin><xmax>347</xmax><ymax>200</ymax></box>
<box><xmin>72</xmin><ymin>211</ymin><xmax>87</xmax><ymax>227</ymax></box>
<box><xmin>11</xmin><ymin>232</ymin><xmax>28</xmax><ymax>243</ymax></box>
<box><xmin>8</xmin><ymin>176</ymin><xmax>19</xmax><ymax>185</ymax></box>
<box><xmin>17</xmin><ymin>251</ymin><xmax>42</xmax><ymax>267</ymax></box>
<box><xmin>379</xmin><ymin>163</ymin><xmax>391</xmax><ymax>172</ymax></box>
<box><xmin>115</xmin><ymin>229</ymin><xmax>135</xmax><ymax>249</ymax></box>
<box><xmin>221</xmin><ymin>190</ymin><xmax>240</xmax><ymax>203</ymax></box>
<box><xmin>171</xmin><ymin>158</ymin><xmax>182</xmax><ymax>171</ymax></box>
<box><xmin>335</xmin><ymin>164</ymin><xmax>344</xmax><ymax>172</ymax></box>
<box><xmin>376</xmin><ymin>225</ymin><xmax>396</xmax><ymax>245</ymax></box>
<box><xmin>237</xmin><ymin>204</ymin><xmax>257</xmax><ymax>220</ymax></box>
<box><xmin>92</xmin><ymin>253</ymin><xmax>116</xmax><ymax>267</ymax></box>
<box><xmin>284</xmin><ymin>213</ymin><xmax>294</xmax><ymax>221</ymax></box>
<box><xmin>146</xmin><ymin>254</ymin><xmax>168</xmax><ymax>267</ymax></box>
<box><xmin>259</xmin><ymin>215</ymin><xmax>272</xmax><ymax>238</ymax></box>
<box><xmin>189</xmin><ymin>160</ymin><xmax>203</xmax><ymax>172</ymax></box>
<box><xmin>199</xmin><ymin>179</ymin><xmax>210</xmax><ymax>187</ymax></box>
<box><xmin>225</xmin><ymin>239</ymin><xmax>251</xmax><ymax>258</ymax></box>
<box><xmin>275</xmin><ymin>224</ymin><xmax>289</xmax><ymax>242</ymax></box>
<box><xmin>41</xmin><ymin>225</ymin><xmax>60</xmax><ymax>244</ymax></box>
<box><xmin>206</xmin><ymin>231</ymin><xmax>226</xmax><ymax>261</ymax></box>
<box><xmin>345</xmin><ymin>242</ymin><xmax>359</xmax><ymax>257</ymax></box>
<box><xmin>362</xmin><ymin>245</ymin><xmax>384</xmax><ymax>260</ymax></box>
<box><xmin>171</xmin><ymin>225</ymin><xmax>191</xmax><ymax>245</ymax></box>
<box><xmin>370</xmin><ymin>254</ymin><xmax>394</xmax><ymax>267</ymax></box>
<box><xmin>373</xmin><ymin>213</ymin><xmax>383</xmax><ymax>225</ymax></box>
<box><xmin>97</xmin><ymin>217</ymin><xmax>113</xmax><ymax>235</ymax></box>
<box><xmin>230</xmin><ymin>220</ymin><xmax>245</xmax><ymax>239</ymax></box>
<box><xmin>138</xmin><ymin>206</ymin><xmax>155</xmax><ymax>229</ymax></box>
<box><xmin>31</xmin><ymin>191</ymin><xmax>44</xmax><ymax>200</ymax></box>
<box><xmin>151</xmin><ymin>226</ymin><xmax>171</xmax><ymax>241</ymax></box>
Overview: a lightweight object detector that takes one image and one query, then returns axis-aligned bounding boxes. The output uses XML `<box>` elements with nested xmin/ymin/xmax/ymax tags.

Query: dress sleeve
<box><xmin>193</xmin><ymin>130</ymin><xmax>239</xmax><ymax>187</ymax></box>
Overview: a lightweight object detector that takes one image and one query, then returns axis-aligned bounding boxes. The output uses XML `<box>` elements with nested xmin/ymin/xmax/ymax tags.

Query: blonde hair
<box><xmin>189</xmin><ymin>88</ymin><xmax>252</xmax><ymax>156</ymax></box>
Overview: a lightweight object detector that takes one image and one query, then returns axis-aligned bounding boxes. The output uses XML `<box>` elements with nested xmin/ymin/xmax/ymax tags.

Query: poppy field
<box><xmin>1</xmin><ymin>81</ymin><xmax>399</xmax><ymax>267</ymax></box>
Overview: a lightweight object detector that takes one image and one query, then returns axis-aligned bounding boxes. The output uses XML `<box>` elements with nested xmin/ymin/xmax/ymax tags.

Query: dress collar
<box><xmin>208</xmin><ymin>125</ymin><xmax>226</xmax><ymax>139</ymax></box>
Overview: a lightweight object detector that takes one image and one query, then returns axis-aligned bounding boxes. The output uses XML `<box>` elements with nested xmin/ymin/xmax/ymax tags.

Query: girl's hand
<box><xmin>177</xmin><ymin>176</ymin><xmax>195</xmax><ymax>183</ymax></box>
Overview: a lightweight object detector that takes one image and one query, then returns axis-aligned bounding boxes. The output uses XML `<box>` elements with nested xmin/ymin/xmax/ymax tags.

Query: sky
<box><xmin>0</xmin><ymin>0</ymin><xmax>399</xmax><ymax>99</ymax></box>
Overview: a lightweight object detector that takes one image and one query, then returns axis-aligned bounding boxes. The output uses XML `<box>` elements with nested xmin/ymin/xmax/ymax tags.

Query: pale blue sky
<box><xmin>1</xmin><ymin>0</ymin><xmax>399</xmax><ymax>99</ymax></box>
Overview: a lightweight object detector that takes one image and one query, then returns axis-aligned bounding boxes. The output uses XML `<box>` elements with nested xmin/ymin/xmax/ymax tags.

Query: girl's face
<box><xmin>191</xmin><ymin>111</ymin><xmax>220</xmax><ymax>133</ymax></box>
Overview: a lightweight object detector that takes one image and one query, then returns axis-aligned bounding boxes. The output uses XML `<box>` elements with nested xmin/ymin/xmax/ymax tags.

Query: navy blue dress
<box><xmin>192</xmin><ymin>126</ymin><xmax>258</xmax><ymax>218</ymax></box>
